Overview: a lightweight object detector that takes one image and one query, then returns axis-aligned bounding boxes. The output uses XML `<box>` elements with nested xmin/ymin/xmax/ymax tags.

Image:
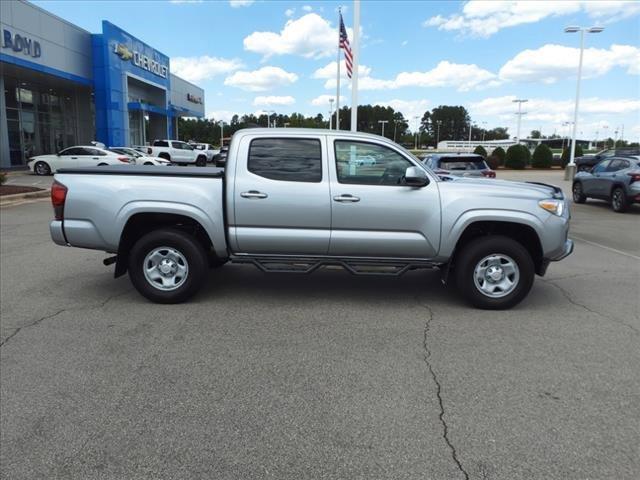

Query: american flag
<box><xmin>339</xmin><ymin>13</ymin><xmax>353</xmax><ymax>78</ymax></box>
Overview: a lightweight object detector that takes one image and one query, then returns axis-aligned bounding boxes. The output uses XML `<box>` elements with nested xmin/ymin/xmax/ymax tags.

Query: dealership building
<box><xmin>1</xmin><ymin>0</ymin><xmax>205</xmax><ymax>169</ymax></box>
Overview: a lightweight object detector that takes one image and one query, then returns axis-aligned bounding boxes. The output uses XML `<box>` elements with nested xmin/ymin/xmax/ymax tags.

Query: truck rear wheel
<box><xmin>196</xmin><ymin>155</ymin><xmax>207</xmax><ymax>167</ymax></box>
<box><xmin>128</xmin><ymin>228</ymin><xmax>208</xmax><ymax>304</ymax></box>
<box><xmin>454</xmin><ymin>235</ymin><xmax>534</xmax><ymax>310</ymax></box>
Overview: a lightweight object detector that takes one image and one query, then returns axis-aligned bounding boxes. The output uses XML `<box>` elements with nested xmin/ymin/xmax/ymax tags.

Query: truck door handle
<box><xmin>71</xmin><ymin>157</ymin><xmax>78</xmax><ymax>159</ymax></box>
<box><xmin>333</xmin><ymin>194</ymin><xmax>360</xmax><ymax>203</ymax></box>
<box><xmin>241</xmin><ymin>190</ymin><xmax>268</xmax><ymax>199</ymax></box>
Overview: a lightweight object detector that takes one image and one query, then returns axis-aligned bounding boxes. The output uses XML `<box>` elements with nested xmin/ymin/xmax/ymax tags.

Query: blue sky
<box><xmin>34</xmin><ymin>0</ymin><xmax>640</xmax><ymax>140</ymax></box>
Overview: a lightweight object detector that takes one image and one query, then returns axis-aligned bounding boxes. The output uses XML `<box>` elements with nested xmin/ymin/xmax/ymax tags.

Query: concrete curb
<box><xmin>0</xmin><ymin>189</ymin><xmax>50</xmax><ymax>206</ymax></box>
<box><xmin>0</xmin><ymin>169</ymin><xmax>31</xmax><ymax>177</ymax></box>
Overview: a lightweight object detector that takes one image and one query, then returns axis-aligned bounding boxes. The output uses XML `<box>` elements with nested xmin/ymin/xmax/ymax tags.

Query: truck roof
<box><xmin>232</xmin><ymin>128</ymin><xmax>393</xmax><ymax>142</ymax></box>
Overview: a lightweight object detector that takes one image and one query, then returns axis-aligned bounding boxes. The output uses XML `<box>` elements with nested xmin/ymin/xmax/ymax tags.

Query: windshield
<box><xmin>440</xmin><ymin>158</ymin><xmax>486</xmax><ymax>170</ymax></box>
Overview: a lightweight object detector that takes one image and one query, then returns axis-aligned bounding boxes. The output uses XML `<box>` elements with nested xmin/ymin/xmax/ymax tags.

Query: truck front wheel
<box><xmin>128</xmin><ymin>228</ymin><xmax>208</xmax><ymax>304</ymax></box>
<box><xmin>454</xmin><ymin>235</ymin><xmax>534</xmax><ymax>310</ymax></box>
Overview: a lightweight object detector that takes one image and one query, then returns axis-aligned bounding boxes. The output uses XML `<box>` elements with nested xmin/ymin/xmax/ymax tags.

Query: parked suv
<box><xmin>147</xmin><ymin>140</ymin><xmax>208</xmax><ymax>166</ymax></box>
<box><xmin>575</xmin><ymin>148</ymin><xmax>640</xmax><ymax>172</ymax></box>
<box><xmin>572</xmin><ymin>156</ymin><xmax>640</xmax><ymax>212</ymax></box>
<box><xmin>423</xmin><ymin>153</ymin><xmax>496</xmax><ymax>178</ymax></box>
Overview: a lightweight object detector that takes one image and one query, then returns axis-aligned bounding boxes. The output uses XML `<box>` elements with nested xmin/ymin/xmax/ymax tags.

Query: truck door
<box><xmin>232</xmin><ymin>135</ymin><xmax>331</xmax><ymax>255</ymax></box>
<box><xmin>327</xmin><ymin>137</ymin><xmax>440</xmax><ymax>258</ymax></box>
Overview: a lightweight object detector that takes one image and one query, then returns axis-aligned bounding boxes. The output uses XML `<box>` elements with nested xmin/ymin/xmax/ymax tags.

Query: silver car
<box><xmin>572</xmin><ymin>156</ymin><xmax>640</xmax><ymax>212</ymax></box>
<box><xmin>423</xmin><ymin>153</ymin><xmax>496</xmax><ymax>178</ymax></box>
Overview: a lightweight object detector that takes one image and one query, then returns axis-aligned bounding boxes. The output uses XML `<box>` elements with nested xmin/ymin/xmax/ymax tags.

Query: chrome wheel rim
<box><xmin>473</xmin><ymin>254</ymin><xmax>520</xmax><ymax>298</ymax></box>
<box><xmin>36</xmin><ymin>162</ymin><xmax>48</xmax><ymax>175</ymax></box>
<box><xmin>143</xmin><ymin>246</ymin><xmax>189</xmax><ymax>291</ymax></box>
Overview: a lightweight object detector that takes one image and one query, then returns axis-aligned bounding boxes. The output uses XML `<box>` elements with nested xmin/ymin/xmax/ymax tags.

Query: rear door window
<box><xmin>440</xmin><ymin>158</ymin><xmax>486</xmax><ymax>170</ymax></box>
<box><xmin>248</xmin><ymin>138</ymin><xmax>322</xmax><ymax>182</ymax></box>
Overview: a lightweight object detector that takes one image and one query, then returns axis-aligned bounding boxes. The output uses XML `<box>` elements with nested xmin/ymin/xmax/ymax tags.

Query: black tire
<box><xmin>34</xmin><ymin>161</ymin><xmax>51</xmax><ymax>176</ymax></box>
<box><xmin>128</xmin><ymin>228</ymin><xmax>208</xmax><ymax>304</ymax></box>
<box><xmin>158</xmin><ymin>153</ymin><xmax>171</xmax><ymax>162</ymax></box>
<box><xmin>454</xmin><ymin>235</ymin><xmax>535</xmax><ymax>310</ymax></box>
<box><xmin>196</xmin><ymin>155</ymin><xmax>207</xmax><ymax>167</ymax></box>
<box><xmin>572</xmin><ymin>181</ymin><xmax>586</xmax><ymax>203</ymax></box>
<box><xmin>611</xmin><ymin>187</ymin><xmax>629</xmax><ymax>213</ymax></box>
<box><xmin>97</xmin><ymin>163</ymin><xmax>108</xmax><ymax>166</ymax></box>
<box><xmin>144</xmin><ymin>162</ymin><xmax>154</xmax><ymax>166</ymax></box>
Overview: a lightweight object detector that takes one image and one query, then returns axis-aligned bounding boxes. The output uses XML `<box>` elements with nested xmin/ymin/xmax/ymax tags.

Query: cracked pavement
<box><xmin>1</xmin><ymin>171</ymin><xmax>639</xmax><ymax>479</ymax></box>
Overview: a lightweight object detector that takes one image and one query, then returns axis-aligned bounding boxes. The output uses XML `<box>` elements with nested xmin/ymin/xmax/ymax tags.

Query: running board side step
<box><xmin>229</xmin><ymin>254</ymin><xmax>441</xmax><ymax>276</ymax></box>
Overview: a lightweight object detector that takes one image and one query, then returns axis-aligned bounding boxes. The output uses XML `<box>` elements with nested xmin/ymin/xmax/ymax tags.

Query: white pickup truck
<box><xmin>147</xmin><ymin>140</ymin><xmax>208</xmax><ymax>166</ymax></box>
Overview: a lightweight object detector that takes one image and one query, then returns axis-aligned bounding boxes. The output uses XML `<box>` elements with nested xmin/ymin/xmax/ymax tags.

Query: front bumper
<box><xmin>552</xmin><ymin>239</ymin><xmax>574</xmax><ymax>261</ymax></box>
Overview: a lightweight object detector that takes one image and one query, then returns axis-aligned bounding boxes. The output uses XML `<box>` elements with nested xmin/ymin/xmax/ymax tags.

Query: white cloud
<box><xmin>171</xmin><ymin>56</ymin><xmax>244</xmax><ymax>82</ymax></box>
<box><xmin>424</xmin><ymin>1</ymin><xmax>640</xmax><ymax>38</ymax></box>
<box><xmin>243</xmin><ymin>13</ymin><xmax>354</xmax><ymax>59</ymax></box>
<box><xmin>312</xmin><ymin>61</ymin><xmax>372</xmax><ymax>79</ymax></box>
<box><xmin>470</xmin><ymin>95</ymin><xmax>640</xmax><ymax>125</ymax></box>
<box><xmin>323</xmin><ymin>61</ymin><xmax>498</xmax><ymax>92</ymax></box>
<box><xmin>374</xmin><ymin>99</ymin><xmax>431</xmax><ymax>124</ymax></box>
<box><xmin>253</xmin><ymin>95</ymin><xmax>296</xmax><ymax>106</ymax></box>
<box><xmin>206</xmin><ymin>110</ymin><xmax>236</xmax><ymax>122</ymax></box>
<box><xmin>285</xmin><ymin>8</ymin><xmax>294</xmax><ymax>17</ymax></box>
<box><xmin>229</xmin><ymin>0</ymin><xmax>254</xmax><ymax>7</ymax></box>
<box><xmin>499</xmin><ymin>44</ymin><xmax>640</xmax><ymax>83</ymax></box>
<box><xmin>302</xmin><ymin>5</ymin><xmax>313</xmax><ymax>12</ymax></box>
<box><xmin>310</xmin><ymin>94</ymin><xmax>346</xmax><ymax>107</ymax></box>
<box><xmin>224</xmin><ymin>66</ymin><xmax>298</xmax><ymax>91</ymax></box>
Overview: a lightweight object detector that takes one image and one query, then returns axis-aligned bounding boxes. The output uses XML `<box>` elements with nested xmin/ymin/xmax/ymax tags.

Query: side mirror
<box><xmin>405</xmin><ymin>166</ymin><xmax>429</xmax><ymax>187</ymax></box>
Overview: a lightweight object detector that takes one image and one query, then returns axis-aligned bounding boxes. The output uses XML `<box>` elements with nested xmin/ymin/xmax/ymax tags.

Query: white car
<box><xmin>349</xmin><ymin>155</ymin><xmax>377</xmax><ymax>166</ymax></box>
<box><xmin>28</xmin><ymin>146</ymin><xmax>131</xmax><ymax>175</ymax></box>
<box><xmin>108</xmin><ymin>147</ymin><xmax>171</xmax><ymax>166</ymax></box>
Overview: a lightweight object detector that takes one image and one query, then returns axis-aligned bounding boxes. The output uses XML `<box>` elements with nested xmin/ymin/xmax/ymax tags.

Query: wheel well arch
<box><xmin>609</xmin><ymin>182</ymin><xmax>626</xmax><ymax>196</ymax></box>
<box><xmin>158</xmin><ymin>152</ymin><xmax>171</xmax><ymax>161</ymax></box>
<box><xmin>453</xmin><ymin>220</ymin><xmax>544</xmax><ymax>275</ymax></box>
<box><xmin>115</xmin><ymin>212</ymin><xmax>213</xmax><ymax>277</ymax></box>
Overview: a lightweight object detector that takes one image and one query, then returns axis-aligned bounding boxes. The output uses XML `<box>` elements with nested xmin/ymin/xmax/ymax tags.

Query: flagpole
<box><xmin>350</xmin><ymin>0</ymin><xmax>360</xmax><ymax>132</ymax></box>
<box><xmin>335</xmin><ymin>9</ymin><xmax>341</xmax><ymax>130</ymax></box>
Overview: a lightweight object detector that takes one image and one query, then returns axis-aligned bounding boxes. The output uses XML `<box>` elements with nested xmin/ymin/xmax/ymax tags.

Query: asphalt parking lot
<box><xmin>1</xmin><ymin>170</ymin><xmax>639</xmax><ymax>480</ymax></box>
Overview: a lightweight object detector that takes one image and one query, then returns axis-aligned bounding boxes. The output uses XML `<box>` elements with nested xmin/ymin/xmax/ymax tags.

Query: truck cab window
<box><xmin>248</xmin><ymin>138</ymin><xmax>322</xmax><ymax>182</ymax></box>
<box><xmin>334</xmin><ymin>140</ymin><xmax>413</xmax><ymax>185</ymax></box>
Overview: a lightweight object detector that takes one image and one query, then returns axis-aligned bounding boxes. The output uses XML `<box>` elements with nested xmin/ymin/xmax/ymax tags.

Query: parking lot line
<box><xmin>572</xmin><ymin>235</ymin><xmax>640</xmax><ymax>261</ymax></box>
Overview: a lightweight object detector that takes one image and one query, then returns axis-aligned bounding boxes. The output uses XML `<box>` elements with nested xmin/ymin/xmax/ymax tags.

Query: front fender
<box><xmin>438</xmin><ymin>209</ymin><xmax>545</xmax><ymax>259</ymax></box>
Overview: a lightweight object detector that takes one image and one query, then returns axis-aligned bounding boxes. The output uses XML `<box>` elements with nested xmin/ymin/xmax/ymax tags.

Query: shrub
<box><xmin>531</xmin><ymin>144</ymin><xmax>553</xmax><ymax>169</ymax></box>
<box><xmin>505</xmin><ymin>144</ymin><xmax>530</xmax><ymax>169</ymax></box>
<box><xmin>561</xmin><ymin>144</ymin><xmax>584</xmax><ymax>167</ymax></box>
<box><xmin>473</xmin><ymin>145</ymin><xmax>488</xmax><ymax>158</ymax></box>
<box><xmin>490</xmin><ymin>147</ymin><xmax>506</xmax><ymax>167</ymax></box>
<box><xmin>486</xmin><ymin>155</ymin><xmax>500</xmax><ymax>170</ymax></box>
<box><xmin>0</xmin><ymin>172</ymin><xmax>6</xmax><ymax>185</ymax></box>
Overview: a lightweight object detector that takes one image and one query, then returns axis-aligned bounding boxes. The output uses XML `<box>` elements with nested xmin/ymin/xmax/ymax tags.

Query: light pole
<box><xmin>512</xmin><ymin>99</ymin><xmax>528</xmax><ymax>143</ymax></box>
<box><xmin>218</xmin><ymin>120</ymin><xmax>225</xmax><ymax>149</ymax></box>
<box><xmin>266</xmin><ymin>110</ymin><xmax>275</xmax><ymax>128</ymax></box>
<box><xmin>468</xmin><ymin>123</ymin><xmax>473</xmax><ymax>152</ymax></box>
<box><xmin>328</xmin><ymin>98</ymin><xmax>334</xmax><ymax>130</ymax></box>
<box><xmin>414</xmin><ymin>116</ymin><xmax>420</xmax><ymax>150</ymax></box>
<box><xmin>436</xmin><ymin>120</ymin><xmax>442</xmax><ymax>149</ymax></box>
<box><xmin>393</xmin><ymin>120</ymin><xmax>399</xmax><ymax>142</ymax></box>
<box><xmin>378</xmin><ymin>120</ymin><xmax>388</xmax><ymax>138</ymax></box>
<box><xmin>564</xmin><ymin>25</ymin><xmax>604</xmax><ymax>179</ymax></box>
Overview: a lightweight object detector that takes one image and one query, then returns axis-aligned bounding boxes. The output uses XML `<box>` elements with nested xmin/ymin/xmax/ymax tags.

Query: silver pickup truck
<box><xmin>49</xmin><ymin>128</ymin><xmax>573</xmax><ymax>309</ymax></box>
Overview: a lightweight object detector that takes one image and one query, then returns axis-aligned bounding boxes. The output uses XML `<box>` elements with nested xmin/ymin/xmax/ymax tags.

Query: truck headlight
<box><xmin>539</xmin><ymin>199</ymin><xmax>565</xmax><ymax>216</ymax></box>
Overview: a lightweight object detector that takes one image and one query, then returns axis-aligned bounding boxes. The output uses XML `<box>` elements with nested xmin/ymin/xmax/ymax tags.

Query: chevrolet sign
<box><xmin>113</xmin><ymin>43</ymin><xmax>168</xmax><ymax>79</ymax></box>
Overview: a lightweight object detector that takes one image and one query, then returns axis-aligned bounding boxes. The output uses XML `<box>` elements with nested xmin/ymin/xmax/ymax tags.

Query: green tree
<box><xmin>473</xmin><ymin>145</ymin><xmax>488</xmax><ymax>158</ymax></box>
<box><xmin>531</xmin><ymin>144</ymin><xmax>553</xmax><ymax>168</ymax></box>
<box><xmin>560</xmin><ymin>144</ymin><xmax>584</xmax><ymax>167</ymax></box>
<box><xmin>490</xmin><ymin>146</ymin><xmax>506</xmax><ymax>166</ymax></box>
<box><xmin>505</xmin><ymin>144</ymin><xmax>531</xmax><ymax>169</ymax></box>
<box><xmin>421</xmin><ymin>105</ymin><xmax>470</xmax><ymax>146</ymax></box>
<box><xmin>530</xmin><ymin>130</ymin><xmax>542</xmax><ymax>139</ymax></box>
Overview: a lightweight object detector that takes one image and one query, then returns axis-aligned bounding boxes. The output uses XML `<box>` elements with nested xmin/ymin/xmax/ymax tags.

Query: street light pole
<box><xmin>468</xmin><ymin>123</ymin><xmax>473</xmax><ymax>152</ymax></box>
<box><xmin>513</xmin><ymin>99</ymin><xmax>528</xmax><ymax>143</ymax></box>
<box><xmin>218</xmin><ymin>120</ymin><xmax>225</xmax><ymax>149</ymax></box>
<box><xmin>393</xmin><ymin>120</ymin><xmax>398</xmax><ymax>142</ymax></box>
<box><xmin>414</xmin><ymin>116</ymin><xmax>420</xmax><ymax>150</ymax></box>
<box><xmin>436</xmin><ymin>120</ymin><xmax>441</xmax><ymax>149</ymax></box>
<box><xmin>378</xmin><ymin>120</ymin><xmax>388</xmax><ymax>138</ymax></box>
<box><xmin>266</xmin><ymin>110</ymin><xmax>275</xmax><ymax>128</ymax></box>
<box><xmin>328</xmin><ymin>98</ymin><xmax>334</xmax><ymax>130</ymax></box>
<box><xmin>564</xmin><ymin>25</ymin><xmax>604</xmax><ymax>179</ymax></box>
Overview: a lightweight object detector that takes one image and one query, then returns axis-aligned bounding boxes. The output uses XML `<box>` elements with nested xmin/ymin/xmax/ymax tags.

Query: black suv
<box><xmin>576</xmin><ymin>148</ymin><xmax>640</xmax><ymax>172</ymax></box>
